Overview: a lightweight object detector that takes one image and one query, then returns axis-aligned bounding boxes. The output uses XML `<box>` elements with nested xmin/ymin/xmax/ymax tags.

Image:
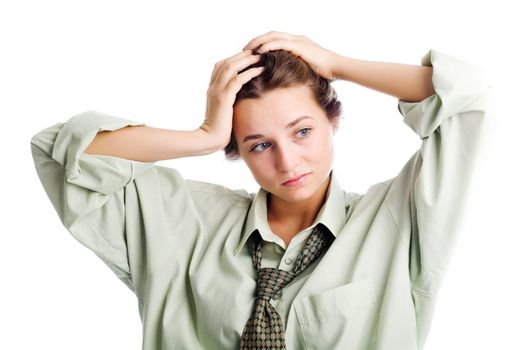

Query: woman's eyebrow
<box><xmin>242</xmin><ymin>116</ymin><xmax>314</xmax><ymax>143</ymax></box>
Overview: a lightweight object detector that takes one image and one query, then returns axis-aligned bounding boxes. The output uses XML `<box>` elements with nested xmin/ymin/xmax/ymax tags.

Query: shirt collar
<box><xmin>234</xmin><ymin>169</ymin><xmax>347</xmax><ymax>256</ymax></box>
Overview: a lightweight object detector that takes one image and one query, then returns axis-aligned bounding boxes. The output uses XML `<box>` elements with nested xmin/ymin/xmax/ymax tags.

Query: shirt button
<box><xmin>285</xmin><ymin>257</ymin><xmax>293</xmax><ymax>265</ymax></box>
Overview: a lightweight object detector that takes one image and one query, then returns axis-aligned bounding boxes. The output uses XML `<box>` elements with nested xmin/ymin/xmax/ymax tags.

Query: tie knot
<box><xmin>255</xmin><ymin>267</ymin><xmax>295</xmax><ymax>301</ymax></box>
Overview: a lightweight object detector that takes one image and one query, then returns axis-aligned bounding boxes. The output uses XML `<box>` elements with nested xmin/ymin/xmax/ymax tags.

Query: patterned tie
<box><xmin>239</xmin><ymin>223</ymin><xmax>334</xmax><ymax>349</ymax></box>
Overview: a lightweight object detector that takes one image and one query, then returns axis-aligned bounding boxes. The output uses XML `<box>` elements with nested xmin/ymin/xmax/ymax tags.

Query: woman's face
<box><xmin>233</xmin><ymin>84</ymin><xmax>339</xmax><ymax>204</ymax></box>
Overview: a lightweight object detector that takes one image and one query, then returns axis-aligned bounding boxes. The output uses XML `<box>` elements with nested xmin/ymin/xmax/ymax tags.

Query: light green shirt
<box><xmin>30</xmin><ymin>49</ymin><xmax>491</xmax><ymax>350</ymax></box>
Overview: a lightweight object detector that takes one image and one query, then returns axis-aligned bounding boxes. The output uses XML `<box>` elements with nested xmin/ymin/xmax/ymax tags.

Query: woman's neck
<box><xmin>266</xmin><ymin>174</ymin><xmax>331</xmax><ymax>230</ymax></box>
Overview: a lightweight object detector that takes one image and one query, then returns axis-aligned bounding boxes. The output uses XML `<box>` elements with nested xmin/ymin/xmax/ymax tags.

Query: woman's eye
<box><xmin>251</xmin><ymin>141</ymin><xmax>271</xmax><ymax>153</ymax></box>
<box><xmin>297</xmin><ymin>128</ymin><xmax>312</xmax><ymax>138</ymax></box>
<box><xmin>250</xmin><ymin>128</ymin><xmax>311</xmax><ymax>153</ymax></box>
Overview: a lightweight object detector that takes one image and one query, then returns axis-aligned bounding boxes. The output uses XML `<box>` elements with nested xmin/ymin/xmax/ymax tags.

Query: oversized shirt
<box><xmin>30</xmin><ymin>49</ymin><xmax>491</xmax><ymax>350</ymax></box>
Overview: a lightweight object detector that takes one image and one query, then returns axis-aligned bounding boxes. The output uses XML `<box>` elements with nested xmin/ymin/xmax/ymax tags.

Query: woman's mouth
<box><xmin>282</xmin><ymin>173</ymin><xmax>310</xmax><ymax>187</ymax></box>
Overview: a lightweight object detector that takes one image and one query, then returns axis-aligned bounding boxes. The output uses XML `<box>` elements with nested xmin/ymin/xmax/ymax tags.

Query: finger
<box><xmin>210</xmin><ymin>50</ymin><xmax>255</xmax><ymax>84</ymax></box>
<box><xmin>256</xmin><ymin>39</ymin><xmax>302</xmax><ymax>57</ymax></box>
<box><xmin>226</xmin><ymin>66</ymin><xmax>265</xmax><ymax>95</ymax></box>
<box><xmin>210</xmin><ymin>49</ymin><xmax>252</xmax><ymax>82</ymax></box>
<box><xmin>214</xmin><ymin>53</ymin><xmax>262</xmax><ymax>89</ymax></box>
<box><xmin>242</xmin><ymin>31</ymin><xmax>298</xmax><ymax>51</ymax></box>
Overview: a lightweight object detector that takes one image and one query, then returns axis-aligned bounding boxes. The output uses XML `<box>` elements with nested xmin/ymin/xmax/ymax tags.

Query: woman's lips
<box><xmin>282</xmin><ymin>173</ymin><xmax>310</xmax><ymax>187</ymax></box>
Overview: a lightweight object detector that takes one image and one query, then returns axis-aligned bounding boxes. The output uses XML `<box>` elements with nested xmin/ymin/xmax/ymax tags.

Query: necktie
<box><xmin>239</xmin><ymin>223</ymin><xmax>334</xmax><ymax>349</ymax></box>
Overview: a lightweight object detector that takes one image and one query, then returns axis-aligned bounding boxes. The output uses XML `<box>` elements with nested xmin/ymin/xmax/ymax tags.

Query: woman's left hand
<box><xmin>242</xmin><ymin>31</ymin><xmax>340</xmax><ymax>81</ymax></box>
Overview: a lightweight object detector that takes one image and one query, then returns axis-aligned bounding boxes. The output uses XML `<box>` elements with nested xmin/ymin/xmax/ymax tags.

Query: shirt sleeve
<box><xmin>386</xmin><ymin>49</ymin><xmax>491</xmax><ymax>301</ymax></box>
<box><xmin>384</xmin><ymin>50</ymin><xmax>492</xmax><ymax>346</ymax></box>
<box><xmin>30</xmin><ymin>110</ymin><xmax>157</xmax><ymax>293</ymax></box>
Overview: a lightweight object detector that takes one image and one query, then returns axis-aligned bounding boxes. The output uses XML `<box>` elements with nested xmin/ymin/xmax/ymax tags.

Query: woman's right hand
<box><xmin>199</xmin><ymin>50</ymin><xmax>265</xmax><ymax>149</ymax></box>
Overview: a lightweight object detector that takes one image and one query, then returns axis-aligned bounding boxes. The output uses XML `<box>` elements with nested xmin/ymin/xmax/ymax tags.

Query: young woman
<box><xmin>30</xmin><ymin>31</ymin><xmax>490</xmax><ymax>349</ymax></box>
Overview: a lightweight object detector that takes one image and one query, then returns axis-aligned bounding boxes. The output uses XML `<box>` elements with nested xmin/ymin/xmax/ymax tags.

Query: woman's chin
<box><xmin>272</xmin><ymin>186</ymin><xmax>316</xmax><ymax>204</ymax></box>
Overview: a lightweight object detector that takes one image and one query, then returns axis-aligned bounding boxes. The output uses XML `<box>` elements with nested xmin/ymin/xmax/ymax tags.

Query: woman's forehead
<box><xmin>234</xmin><ymin>86</ymin><xmax>324</xmax><ymax>126</ymax></box>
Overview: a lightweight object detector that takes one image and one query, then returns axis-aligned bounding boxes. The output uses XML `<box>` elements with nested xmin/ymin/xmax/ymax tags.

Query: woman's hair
<box><xmin>223</xmin><ymin>49</ymin><xmax>343</xmax><ymax>160</ymax></box>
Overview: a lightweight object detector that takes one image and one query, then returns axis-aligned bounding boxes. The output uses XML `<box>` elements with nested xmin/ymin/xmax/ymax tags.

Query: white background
<box><xmin>1</xmin><ymin>0</ymin><xmax>523</xmax><ymax>349</ymax></box>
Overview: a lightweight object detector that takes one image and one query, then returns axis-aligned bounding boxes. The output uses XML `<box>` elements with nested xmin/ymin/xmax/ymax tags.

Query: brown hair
<box><xmin>223</xmin><ymin>49</ymin><xmax>343</xmax><ymax>160</ymax></box>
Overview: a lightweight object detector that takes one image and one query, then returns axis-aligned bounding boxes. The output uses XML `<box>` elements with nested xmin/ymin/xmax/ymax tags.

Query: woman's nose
<box><xmin>274</xmin><ymin>143</ymin><xmax>299</xmax><ymax>172</ymax></box>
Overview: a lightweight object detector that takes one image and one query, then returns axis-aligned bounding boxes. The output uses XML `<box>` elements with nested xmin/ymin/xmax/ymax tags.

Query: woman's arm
<box><xmin>84</xmin><ymin>126</ymin><xmax>220</xmax><ymax>162</ymax></box>
<box><xmin>86</xmin><ymin>54</ymin><xmax>434</xmax><ymax>162</ymax></box>
<box><xmin>85</xmin><ymin>50</ymin><xmax>264</xmax><ymax>162</ymax></box>
<box><xmin>242</xmin><ymin>31</ymin><xmax>435</xmax><ymax>102</ymax></box>
<box><xmin>332</xmin><ymin>55</ymin><xmax>435</xmax><ymax>102</ymax></box>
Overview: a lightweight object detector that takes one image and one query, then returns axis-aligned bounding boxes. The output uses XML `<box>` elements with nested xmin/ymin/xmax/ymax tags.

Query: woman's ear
<box><xmin>331</xmin><ymin>116</ymin><xmax>340</xmax><ymax>134</ymax></box>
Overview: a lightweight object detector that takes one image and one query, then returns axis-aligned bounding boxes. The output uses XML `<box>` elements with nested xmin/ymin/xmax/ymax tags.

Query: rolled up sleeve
<box><xmin>384</xmin><ymin>49</ymin><xmax>492</xmax><ymax>347</ymax></box>
<box><xmin>30</xmin><ymin>110</ymin><xmax>156</xmax><ymax>292</ymax></box>
<box><xmin>389</xmin><ymin>49</ymin><xmax>492</xmax><ymax>294</ymax></box>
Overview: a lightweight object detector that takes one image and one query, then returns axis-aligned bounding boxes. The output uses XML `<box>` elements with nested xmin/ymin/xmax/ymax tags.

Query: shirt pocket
<box><xmin>293</xmin><ymin>277</ymin><xmax>379</xmax><ymax>350</ymax></box>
